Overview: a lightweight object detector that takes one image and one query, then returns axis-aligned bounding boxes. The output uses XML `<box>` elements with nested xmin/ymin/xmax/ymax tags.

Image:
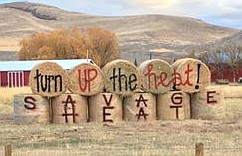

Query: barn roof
<box><xmin>0</xmin><ymin>59</ymin><xmax>94</xmax><ymax>71</ymax></box>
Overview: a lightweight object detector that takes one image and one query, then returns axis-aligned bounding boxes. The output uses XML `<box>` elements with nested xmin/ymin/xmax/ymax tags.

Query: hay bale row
<box><xmin>13</xmin><ymin>93</ymin><xmax>124</xmax><ymax>124</ymax></box>
<box><xmin>29</xmin><ymin>62</ymin><xmax>104</xmax><ymax>97</ymax></box>
<box><xmin>29</xmin><ymin>59</ymin><xmax>211</xmax><ymax>98</ymax></box>
<box><xmin>13</xmin><ymin>91</ymin><xmax>190</xmax><ymax>124</ymax></box>
<box><xmin>12</xmin><ymin>85</ymin><xmax>242</xmax><ymax>124</ymax></box>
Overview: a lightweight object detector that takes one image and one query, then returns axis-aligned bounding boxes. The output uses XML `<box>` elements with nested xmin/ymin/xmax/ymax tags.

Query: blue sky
<box><xmin>1</xmin><ymin>0</ymin><xmax>242</xmax><ymax>29</ymax></box>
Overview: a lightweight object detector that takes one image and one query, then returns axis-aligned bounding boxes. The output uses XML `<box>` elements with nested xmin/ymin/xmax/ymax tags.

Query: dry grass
<box><xmin>0</xmin><ymin>120</ymin><xmax>241</xmax><ymax>156</ymax></box>
<box><xmin>0</xmin><ymin>85</ymin><xmax>241</xmax><ymax>155</ymax></box>
<box><xmin>0</xmin><ymin>38</ymin><xmax>20</xmax><ymax>51</ymax></box>
<box><xmin>0</xmin><ymin>87</ymin><xmax>31</xmax><ymax>114</ymax></box>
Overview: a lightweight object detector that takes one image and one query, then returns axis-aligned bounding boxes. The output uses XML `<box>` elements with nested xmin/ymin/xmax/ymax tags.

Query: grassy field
<box><xmin>0</xmin><ymin>119</ymin><xmax>241</xmax><ymax>156</ymax></box>
<box><xmin>0</xmin><ymin>87</ymin><xmax>31</xmax><ymax>114</ymax></box>
<box><xmin>0</xmin><ymin>38</ymin><xmax>20</xmax><ymax>51</ymax></box>
<box><xmin>0</xmin><ymin>87</ymin><xmax>241</xmax><ymax>156</ymax></box>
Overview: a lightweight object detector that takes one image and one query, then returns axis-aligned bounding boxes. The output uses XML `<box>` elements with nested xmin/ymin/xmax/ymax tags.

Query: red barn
<box><xmin>0</xmin><ymin>59</ymin><xmax>94</xmax><ymax>87</ymax></box>
<box><xmin>208</xmin><ymin>64</ymin><xmax>242</xmax><ymax>82</ymax></box>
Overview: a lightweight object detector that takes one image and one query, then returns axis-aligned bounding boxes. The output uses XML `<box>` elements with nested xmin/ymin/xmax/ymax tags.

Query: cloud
<box><xmin>111</xmin><ymin>0</ymin><xmax>242</xmax><ymax>28</ymax></box>
<box><xmin>1</xmin><ymin>0</ymin><xmax>241</xmax><ymax>28</ymax></box>
<box><xmin>112</xmin><ymin>0</ymin><xmax>242</xmax><ymax>16</ymax></box>
<box><xmin>118</xmin><ymin>0</ymin><xmax>176</xmax><ymax>7</ymax></box>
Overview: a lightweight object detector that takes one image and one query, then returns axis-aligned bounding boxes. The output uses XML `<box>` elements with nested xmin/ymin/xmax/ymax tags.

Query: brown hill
<box><xmin>214</xmin><ymin>31</ymin><xmax>242</xmax><ymax>45</ymax></box>
<box><xmin>0</xmin><ymin>2</ymin><xmax>239</xmax><ymax>62</ymax></box>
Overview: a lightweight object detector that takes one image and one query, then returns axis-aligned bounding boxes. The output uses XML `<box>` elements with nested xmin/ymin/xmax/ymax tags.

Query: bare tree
<box><xmin>223</xmin><ymin>43</ymin><xmax>242</xmax><ymax>82</ymax></box>
<box><xmin>198</xmin><ymin>46</ymin><xmax>212</xmax><ymax>65</ymax></box>
<box><xmin>199</xmin><ymin>45</ymin><xmax>227</xmax><ymax>80</ymax></box>
<box><xmin>210</xmin><ymin>47</ymin><xmax>227</xmax><ymax>79</ymax></box>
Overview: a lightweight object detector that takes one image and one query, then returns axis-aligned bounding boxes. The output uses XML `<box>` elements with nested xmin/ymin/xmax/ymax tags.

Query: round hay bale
<box><xmin>51</xmin><ymin>94</ymin><xmax>88</xmax><ymax>124</ymax></box>
<box><xmin>139</xmin><ymin>59</ymin><xmax>174</xmax><ymax>94</ymax></box>
<box><xmin>89</xmin><ymin>93</ymin><xmax>123</xmax><ymax>123</ymax></box>
<box><xmin>123</xmin><ymin>92</ymin><xmax>156</xmax><ymax>122</ymax></box>
<box><xmin>157</xmin><ymin>91</ymin><xmax>190</xmax><ymax>120</ymax></box>
<box><xmin>191</xmin><ymin>86</ymin><xmax>225</xmax><ymax>120</ymax></box>
<box><xmin>13</xmin><ymin>94</ymin><xmax>49</xmax><ymax>124</ymax></box>
<box><xmin>29</xmin><ymin>62</ymin><xmax>69</xmax><ymax>97</ymax></box>
<box><xmin>68</xmin><ymin>63</ymin><xmax>104</xmax><ymax>96</ymax></box>
<box><xmin>221</xmin><ymin>86</ymin><xmax>242</xmax><ymax>120</ymax></box>
<box><xmin>102</xmin><ymin>59</ymin><xmax>141</xmax><ymax>96</ymax></box>
<box><xmin>172</xmin><ymin>58</ymin><xmax>211</xmax><ymax>93</ymax></box>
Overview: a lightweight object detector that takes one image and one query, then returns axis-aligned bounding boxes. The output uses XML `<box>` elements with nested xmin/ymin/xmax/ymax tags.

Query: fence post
<box><xmin>195</xmin><ymin>142</ymin><xmax>204</xmax><ymax>156</ymax></box>
<box><xmin>5</xmin><ymin>144</ymin><xmax>12</xmax><ymax>156</ymax></box>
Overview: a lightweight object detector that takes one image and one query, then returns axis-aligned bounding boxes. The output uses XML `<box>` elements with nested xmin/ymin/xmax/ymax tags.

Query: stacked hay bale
<box><xmin>89</xmin><ymin>93</ymin><xmax>122</xmax><ymax>123</ymax></box>
<box><xmin>157</xmin><ymin>91</ymin><xmax>190</xmax><ymax>120</ymax></box>
<box><xmin>124</xmin><ymin>92</ymin><xmax>156</xmax><ymax>122</ymax></box>
<box><xmin>103</xmin><ymin>60</ymin><xmax>141</xmax><ymax>122</ymax></box>
<box><xmin>191</xmin><ymin>86</ymin><xmax>225</xmax><ymax>120</ymax></box>
<box><xmin>28</xmin><ymin>62</ymin><xmax>71</xmax><ymax>124</ymax></box>
<box><xmin>120</xmin><ymin>59</ymin><xmax>167</xmax><ymax>122</ymax></box>
<box><xmin>99</xmin><ymin>60</ymin><xmax>141</xmax><ymax>121</ymax></box>
<box><xmin>51</xmin><ymin>94</ymin><xmax>88</xmax><ymax>124</ymax></box>
<box><xmin>172</xmin><ymin>58</ymin><xmax>211</xmax><ymax>93</ymax></box>
<box><xmin>29</xmin><ymin>62</ymin><xmax>69</xmax><ymax>97</ymax></box>
<box><xmin>139</xmin><ymin>59</ymin><xmax>174</xmax><ymax>94</ymax></box>
<box><xmin>68</xmin><ymin>63</ymin><xmax>104</xmax><ymax>96</ymax></box>
<box><xmin>13</xmin><ymin>58</ymin><xmax>225</xmax><ymax>124</ymax></box>
<box><xmin>13</xmin><ymin>94</ymin><xmax>49</xmax><ymax>124</ymax></box>
<box><xmin>102</xmin><ymin>59</ymin><xmax>141</xmax><ymax>96</ymax></box>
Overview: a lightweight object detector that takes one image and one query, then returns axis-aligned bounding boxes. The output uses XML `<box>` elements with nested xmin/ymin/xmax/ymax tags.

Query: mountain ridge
<box><xmin>0</xmin><ymin>2</ymin><xmax>240</xmax><ymax>62</ymax></box>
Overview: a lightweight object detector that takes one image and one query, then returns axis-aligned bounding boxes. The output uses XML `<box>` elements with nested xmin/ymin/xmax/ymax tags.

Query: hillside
<box><xmin>214</xmin><ymin>31</ymin><xmax>242</xmax><ymax>45</ymax></box>
<box><xmin>0</xmin><ymin>2</ymin><xmax>239</xmax><ymax>62</ymax></box>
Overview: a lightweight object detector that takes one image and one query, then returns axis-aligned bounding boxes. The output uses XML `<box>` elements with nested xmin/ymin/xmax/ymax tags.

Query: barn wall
<box><xmin>24</xmin><ymin>71</ymin><xmax>30</xmax><ymax>86</ymax></box>
<box><xmin>0</xmin><ymin>71</ymin><xmax>8</xmax><ymax>87</ymax></box>
<box><xmin>0</xmin><ymin>71</ymin><xmax>30</xmax><ymax>87</ymax></box>
<box><xmin>209</xmin><ymin>64</ymin><xmax>242</xmax><ymax>82</ymax></box>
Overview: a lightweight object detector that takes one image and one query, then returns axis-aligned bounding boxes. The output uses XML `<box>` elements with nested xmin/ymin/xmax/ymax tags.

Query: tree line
<box><xmin>19</xmin><ymin>27</ymin><xmax>119</xmax><ymax>67</ymax></box>
<box><xmin>193</xmin><ymin>43</ymin><xmax>242</xmax><ymax>82</ymax></box>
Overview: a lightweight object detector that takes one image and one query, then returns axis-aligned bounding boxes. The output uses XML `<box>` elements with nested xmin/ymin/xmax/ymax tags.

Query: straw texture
<box><xmin>139</xmin><ymin>59</ymin><xmax>174</xmax><ymax>94</ymax></box>
<box><xmin>13</xmin><ymin>94</ymin><xmax>49</xmax><ymax>124</ymax></box>
<box><xmin>172</xmin><ymin>58</ymin><xmax>211</xmax><ymax>93</ymax></box>
<box><xmin>157</xmin><ymin>91</ymin><xmax>190</xmax><ymax>120</ymax></box>
<box><xmin>102</xmin><ymin>59</ymin><xmax>141</xmax><ymax>96</ymax></box>
<box><xmin>89</xmin><ymin>93</ymin><xmax>123</xmax><ymax>123</ymax></box>
<box><xmin>124</xmin><ymin>92</ymin><xmax>156</xmax><ymax>122</ymax></box>
<box><xmin>68</xmin><ymin>63</ymin><xmax>104</xmax><ymax>96</ymax></box>
<box><xmin>29</xmin><ymin>62</ymin><xmax>68</xmax><ymax>97</ymax></box>
<box><xmin>191</xmin><ymin>86</ymin><xmax>225</xmax><ymax>120</ymax></box>
<box><xmin>51</xmin><ymin>94</ymin><xmax>88</xmax><ymax>124</ymax></box>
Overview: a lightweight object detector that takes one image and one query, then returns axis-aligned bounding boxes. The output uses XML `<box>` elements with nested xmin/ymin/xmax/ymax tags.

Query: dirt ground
<box><xmin>0</xmin><ymin>114</ymin><xmax>241</xmax><ymax>156</ymax></box>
